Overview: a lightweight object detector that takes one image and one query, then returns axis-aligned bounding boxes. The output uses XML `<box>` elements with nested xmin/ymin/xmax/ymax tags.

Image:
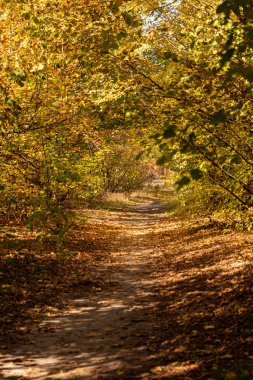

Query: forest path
<box><xmin>1</xmin><ymin>198</ymin><xmax>252</xmax><ymax>380</ymax></box>
<box><xmin>0</xmin><ymin>200</ymin><xmax>169</xmax><ymax>380</ymax></box>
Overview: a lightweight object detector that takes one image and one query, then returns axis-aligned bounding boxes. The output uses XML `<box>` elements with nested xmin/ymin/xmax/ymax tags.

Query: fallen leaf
<box><xmin>174</xmin><ymin>346</ymin><xmax>187</xmax><ymax>353</ymax></box>
<box><xmin>204</xmin><ymin>325</ymin><xmax>215</xmax><ymax>330</ymax></box>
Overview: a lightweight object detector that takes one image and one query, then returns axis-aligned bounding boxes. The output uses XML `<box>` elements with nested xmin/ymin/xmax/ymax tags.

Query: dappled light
<box><xmin>1</xmin><ymin>0</ymin><xmax>253</xmax><ymax>378</ymax></box>
<box><xmin>1</xmin><ymin>199</ymin><xmax>253</xmax><ymax>379</ymax></box>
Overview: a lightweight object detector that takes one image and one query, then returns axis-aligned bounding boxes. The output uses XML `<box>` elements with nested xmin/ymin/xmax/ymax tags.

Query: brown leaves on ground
<box><xmin>141</xmin><ymin>215</ymin><xmax>253</xmax><ymax>379</ymax></box>
<box><xmin>0</xmin><ymin>203</ymin><xmax>253</xmax><ymax>379</ymax></box>
<box><xmin>0</xmin><ymin>211</ymin><xmax>119</xmax><ymax>344</ymax></box>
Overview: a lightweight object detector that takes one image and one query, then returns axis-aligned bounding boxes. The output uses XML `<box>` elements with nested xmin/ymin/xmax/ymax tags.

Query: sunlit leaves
<box><xmin>216</xmin><ymin>0</ymin><xmax>253</xmax><ymax>81</ymax></box>
<box><xmin>1</xmin><ymin>0</ymin><xmax>253</xmax><ymax>230</ymax></box>
<box><xmin>142</xmin><ymin>0</ymin><xmax>253</xmax><ymax>211</ymax></box>
<box><xmin>0</xmin><ymin>0</ymin><xmax>159</xmax><ymax>235</ymax></box>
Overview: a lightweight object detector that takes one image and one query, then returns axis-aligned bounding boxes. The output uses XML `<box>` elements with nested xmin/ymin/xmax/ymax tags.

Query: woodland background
<box><xmin>0</xmin><ymin>2</ymin><xmax>253</xmax><ymax>378</ymax></box>
<box><xmin>0</xmin><ymin>0</ymin><xmax>253</xmax><ymax>239</ymax></box>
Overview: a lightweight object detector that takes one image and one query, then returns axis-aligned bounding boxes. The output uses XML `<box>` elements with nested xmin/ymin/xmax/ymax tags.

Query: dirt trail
<box><xmin>1</xmin><ymin>200</ymin><xmax>253</xmax><ymax>380</ymax></box>
<box><xmin>0</xmin><ymin>201</ymin><xmax>168</xmax><ymax>380</ymax></box>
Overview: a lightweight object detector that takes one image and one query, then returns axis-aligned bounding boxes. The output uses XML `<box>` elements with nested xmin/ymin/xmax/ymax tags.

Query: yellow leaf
<box><xmin>204</xmin><ymin>325</ymin><xmax>215</xmax><ymax>330</ymax></box>
<box><xmin>174</xmin><ymin>345</ymin><xmax>187</xmax><ymax>353</ymax></box>
<box><xmin>151</xmin><ymin>366</ymin><xmax>163</xmax><ymax>374</ymax></box>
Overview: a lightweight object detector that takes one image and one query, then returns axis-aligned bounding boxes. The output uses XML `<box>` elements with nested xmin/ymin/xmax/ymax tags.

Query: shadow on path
<box><xmin>0</xmin><ymin>201</ymin><xmax>167</xmax><ymax>380</ymax></box>
<box><xmin>1</xmin><ymin>200</ymin><xmax>252</xmax><ymax>380</ymax></box>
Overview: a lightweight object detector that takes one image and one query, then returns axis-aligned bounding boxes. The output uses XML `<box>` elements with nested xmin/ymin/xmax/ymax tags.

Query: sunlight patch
<box><xmin>150</xmin><ymin>361</ymin><xmax>199</xmax><ymax>376</ymax></box>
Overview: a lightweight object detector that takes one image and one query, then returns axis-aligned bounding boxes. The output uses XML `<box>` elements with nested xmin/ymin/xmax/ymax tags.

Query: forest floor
<box><xmin>0</xmin><ymin>197</ymin><xmax>253</xmax><ymax>379</ymax></box>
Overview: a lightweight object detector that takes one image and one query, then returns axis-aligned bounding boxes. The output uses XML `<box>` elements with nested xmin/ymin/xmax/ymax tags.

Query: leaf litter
<box><xmin>0</xmin><ymin>200</ymin><xmax>253</xmax><ymax>379</ymax></box>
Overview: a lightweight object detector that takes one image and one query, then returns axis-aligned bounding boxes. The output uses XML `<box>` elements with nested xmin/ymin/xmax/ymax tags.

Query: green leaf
<box><xmin>226</xmin><ymin>63</ymin><xmax>253</xmax><ymax>82</ymax></box>
<box><xmin>9</xmin><ymin>198</ymin><xmax>17</xmax><ymax>205</ymax></box>
<box><xmin>122</xmin><ymin>12</ymin><xmax>134</xmax><ymax>26</ymax></box>
<box><xmin>216</xmin><ymin>1</ymin><xmax>231</xmax><ymax>21</ymax></box>
<box><xmin>244</xmin><ymin>23</ymin><xmax>253</xmax><ymax>41</ymax></box>
<box><xmin>159</xmin><ymin>142</ymin><xmax>167</xmax><ymax>150</ymax></box>
<box><xmin>238</xmin><ymin>44</ymin><xmax>247</xmax><ymax>54</ymax></box>
<box><xmin>116</xmin><ymin>31</ymin><xmax>128</xmax><ymax>40</ymax></box>
<box><xmin>225</xmin><ymin>33</ymin><xmax>234</xmax><ymax>49</ymax></box>
<box><xmin>190</xmin><ymin>169</ymin><xmax>203</xmax><ymax>180</ymax></box>
<box><xmin>242</xmin><ymin>65</ymin><xmax>253</xmax><ymax>82</ymax></box>
<box><xmin>231</xmin><ymin>155</ymin><xmax>241</xmax><ymax>164</ymax></box>
<box><xmin>163</xmin><ymin>123</ymin><xmax>177</xmax><ymax>138</ymax></box>
<box><xmin>176</xmin><ymin>176</ymin><xmax>191</xmax><ymax>190</ymax></box>
<box><xmin>5</xmin><ymin>97</ymin><xmax>13</xmax><ymax>107</ymax></box>
<box><xmin>211</xmin><ymin>109</ymin><xmax>226</xmax><ymax>125</ymax></box>
<box><xmin>17</xmin><ymin>81</ymin><xmax>24</xmax><ymax>87</ymax></box>
<box><xmin>4</xmin><ymin>97</ymin><xmax>20</xmax><ymax>110</ymax></box>
<box><xmin>165</xmin><ymin>90</ymin><xmax>177</xmax><ymax>98</ymax></box>
<box><xmin>220</xmin><ymin>48</ymin><xmax>235</xmax><ymax>68</ymax></box>
<box><xmin>110</xmin><ymin>0</ymin><xmax>123</xmax><ymax>14</ymax></box>
<box><xmin>156</xmin><ymin>155</ymin><xmax>168</xmax><ymax>165</ymax></box>
<box><xmin>132</xmin><ymin>20</ymin><xmax>139</xmax><ymax>28</ymax></box>
<box><xmin>135</xmin><ymin>151</ymin><xmax>143</xmax><ymax>160</ymax></box>
<box><xmin>216</xmin><ymin>1</ymin><xmax>229</xmax><ymax>14</ymax></box>
<box><xmin>163</xmin><ymin>51</ymin><xmax>178</xmax><ymax>61</ymax></box>
<box><xmin>22</xmin><ymin>12</ymin><xmax>30</xmax><ymax>20</ymax></box>
<box><xmin>150</xmin><ymin>133</ymin><xmax>160</xmax><ymax>140</ymax></box>
<box><xmin>189</xmin><ymin>132</ymin><xmax>197</xmax><ymax>144</ymax></box>
<box><xmin>13</xmin><ymin>100</ymin><xmax>22</xmax><ymax>111</ymax></box>
<box><xmin>111</xmin><ymin>42</ymin><xmax>119</xmax><ymax>50</ymax></box>
<box><xmin>101</xmin><ymin>40</ymin><xmax>119</xmax><ymax>52</ymax></box>
<box><xmin>180</xmin><ymin>143</ymin><xmax>195</xmax><ymax>154</ymax></box>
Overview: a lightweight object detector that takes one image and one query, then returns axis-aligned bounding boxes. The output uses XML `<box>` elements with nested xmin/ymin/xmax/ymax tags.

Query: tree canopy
<box><xmin>0</xmin><ymin>0</ymin><xmax>253</xmax><ymax>234</ymax></box>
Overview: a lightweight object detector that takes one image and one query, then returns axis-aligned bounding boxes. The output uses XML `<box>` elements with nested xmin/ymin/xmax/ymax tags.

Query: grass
<box><xmin>89</xmin><ymin>192</ymin><xmax>133</xmax><ymax>211</ymax></box>
<box><xmin>88</xmin><ymin>185</ymin><xmax>182</xmax><ymax>213</ymax></box>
